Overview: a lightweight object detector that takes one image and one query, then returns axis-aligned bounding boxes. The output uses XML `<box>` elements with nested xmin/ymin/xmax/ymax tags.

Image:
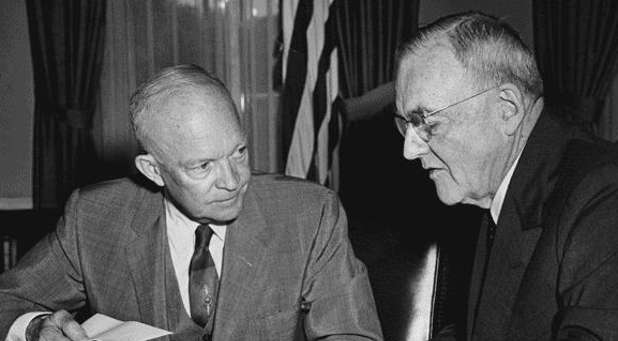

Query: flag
<box><xmin>281</xmin><ymin>0</ymin><xmax>341</xmax><ymax>188</ymax></box>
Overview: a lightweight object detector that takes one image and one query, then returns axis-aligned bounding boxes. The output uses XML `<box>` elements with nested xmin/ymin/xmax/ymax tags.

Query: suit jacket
<box><xmin>467</xmin><ymin>111</ymin><xmax>618</xmax><ymax>340</ymax></box>
<box><xmin>0</xmin><ymin>174</ymin><xmax>383</xmax><ymax>340</ymax></box>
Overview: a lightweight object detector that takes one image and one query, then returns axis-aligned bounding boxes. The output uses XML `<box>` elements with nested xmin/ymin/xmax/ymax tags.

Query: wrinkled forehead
<box><xmin>146</xmin><ymin>86</ymin><xmax>243</xmax><ymax>150</ymax></box>
<box><xmin>396</xmin><ymin>44</ymin><xmax>467</xmax><ymax>113</ymax></box>
<box><xmin>156</xmin><ymin>86</ymin><xmax>239</xmax><ymax>126</ymax></box>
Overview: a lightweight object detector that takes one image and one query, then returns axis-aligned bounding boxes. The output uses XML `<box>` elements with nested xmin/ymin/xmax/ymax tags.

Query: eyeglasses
<box><xmin>394</xmin><ymin>86</ymin><xmax>498</xmax><ymax>141</ymax></box>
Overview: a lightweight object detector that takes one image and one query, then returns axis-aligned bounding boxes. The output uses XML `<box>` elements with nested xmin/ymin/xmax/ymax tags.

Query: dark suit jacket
<box><xmin>0</xmin><ymin>174</ymin><xmax>383</xmax><ymax>340</ymax></box>
<box><xmin>467</xmin><ymin>111</ymin><xmax>618</xmax><ymax>340</ymax></box>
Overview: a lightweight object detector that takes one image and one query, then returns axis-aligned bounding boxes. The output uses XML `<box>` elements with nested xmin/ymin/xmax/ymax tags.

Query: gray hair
<box><xmin>396</xmin><ymin>11</ymin><xmax>543</xmax><ymax>99</ymax></box>
<box><xmin>129</xmin><ymin>64</ymin><xmax>238</xmax><ymax>153</ymax></box>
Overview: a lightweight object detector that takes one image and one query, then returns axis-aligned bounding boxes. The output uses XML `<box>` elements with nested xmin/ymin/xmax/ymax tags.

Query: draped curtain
<box><xmin>333</xmin><ymin>2</ymin><xmax>428</xmax><ymax>340</ymax></box>
<box><xmin>335</xmin><ymin>0</ymin><xmax>417</xmax><ymax>98</ymax></box>
<box><xmin>26</xmin><ymin>0</ymin><xmax>106</xmax><ymax>209</ymax></box>
<box><xmin>533</xmin><ymin>0</ymin><xmax>618</xmax><ymax>132</ymax></box>
<box><xmin>599</xmin><ymin>74</ymin><xmax>618</xmax><ymax>141</ymax></box>
<box><xmin>334</xmin><ymin>0</ymin><xmax>420</xmax><ymax>236</ymax></box>
<box><xmin>334</xmin><ymin>0</ymin><xmax>419</xmax><ymax>215</ymax></box>
<box><xmin>97</xmin><ymin>0</ymin><xmax>280</xmax><ymax>179</ymax></box>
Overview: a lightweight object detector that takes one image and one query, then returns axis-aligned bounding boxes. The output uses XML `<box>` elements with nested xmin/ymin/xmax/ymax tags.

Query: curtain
<box><xmin>334</xmin><ymin>0</ymin><xmax>420</xmax><ymax>234</ymax></box>
<box><xmin>335</xmin><ymin>0</ymin><xmax>417</xmax><ymax>98</ymax></box>
<box><xmin>533</xmin><ymin>0</ymin><xmax>618</xmax><ymax>132</ymax></box>
<box><xmin>334</xmin><ymin>0</ymin><xmax>419</xmax><ymax>216</ymax></box>
<box><xmin>97</xmin><ymin>0</ymin><xmax>281</xmax><ymax>179</ymax></box>
<box><xmin>599</xmin><ymin>74</ymin><xmax>618</xmax><ymax>141</ymax></box>
<box><xmin>26</xmin><ymin>0</ymin><xmax>107</xmax><ymax>209</ymax></box>
<box><xmin>332</xmin><ymin>2</ymin><xmax>434</xmax><ymax>340</ymax></box>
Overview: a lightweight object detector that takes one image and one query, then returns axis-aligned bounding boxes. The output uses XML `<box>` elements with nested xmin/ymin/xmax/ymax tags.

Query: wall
<box><xmin>0</xmin><ymin>0</ymin><xmax>33</xmax><ymax>209</ymax></box>
<box><xmin>419</xmin><ymin>0</ymin><xmax>533</xmax><ymax>48</ymax></box>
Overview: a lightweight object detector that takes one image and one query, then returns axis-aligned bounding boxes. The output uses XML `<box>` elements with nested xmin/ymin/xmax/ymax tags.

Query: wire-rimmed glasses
<box><xmin>394</xmin><ymin>86</ymin><xmax>499</xmax><ymax>141</ymax></box>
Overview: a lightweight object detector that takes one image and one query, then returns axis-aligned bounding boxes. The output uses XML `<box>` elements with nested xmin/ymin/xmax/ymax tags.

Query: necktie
<box><xmin>480</xmin><ymin>212</ymin><xmax>497</xmax><ymax>285</ymax></box>
<box><xmin>473</xmin><ymin>213</ymin><xmax>498</xmax><ymax>323</ymax></box>
<box><xmin>486</xmin><ymin>214</ymin><xmax>497</xmax><ymax>255</ymax></box>
<box><xmin>189</xmin><ymin>224</ymin><xmax>219</xmax><ymax>330</ymax></box>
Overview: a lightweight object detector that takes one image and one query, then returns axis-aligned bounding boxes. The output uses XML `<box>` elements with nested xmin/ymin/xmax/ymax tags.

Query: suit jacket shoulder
<box><xmin>249</xmin><ymin>174</ymin><xmax>339</xmax><ymax>207</ymax></box>
<box><xmin>479</xmin><ymin>111</ymin><xmax>618</xmax><ymax>340</ymax></box>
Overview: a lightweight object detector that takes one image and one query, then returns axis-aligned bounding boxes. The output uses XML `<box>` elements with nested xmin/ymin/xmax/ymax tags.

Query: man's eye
<box><xmin>235</xmin><ymin>146</ymin><xmax>247</xmax><ymax>158</ymax></box>
<box><xmin>186</xmin><ymin>162</ymin><xmax>212</xmax><ymax>179</ymax></box>
<box><xmin>426</xmin><ymin>122</ymin><xmax>440</xmax><ymax>136</ymax></box>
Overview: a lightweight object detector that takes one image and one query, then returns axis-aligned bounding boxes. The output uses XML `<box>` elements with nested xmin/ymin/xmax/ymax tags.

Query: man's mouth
<box><xmin>215</xmin><ymin>195</ymin><xmax>238</xmax><ymax>204</ymax></box>
<box><xmin>427</xmin><ymin>168</ymin><xmax>442</xmax><ymax>178</ymax></box>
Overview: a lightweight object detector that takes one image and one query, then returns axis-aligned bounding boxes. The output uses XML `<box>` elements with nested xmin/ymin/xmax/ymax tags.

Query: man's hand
<box><xmin>25</xmin><ymin>310</ymin><xmax>88</xmax><ymax>341</ymax></box>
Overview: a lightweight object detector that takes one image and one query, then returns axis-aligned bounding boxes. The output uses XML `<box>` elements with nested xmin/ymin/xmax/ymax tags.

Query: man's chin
<box><xmin>434</xmin><ymin>184</ymin><xmax>462</xmax><ymax>206</ymax></box>
<box><xmin>215</xmin><ymin>201</ymin><xmax>246</xmax><ymax>222</ymax></box>
<box><xmin>437</xmin><ymin>197</ymin><xmax>459</xmax><ymax>206</ymax></box>
<box><xmin>209</xmin><ymin>205</ymin><xmax>244</xmax><ymax>223</ymax></box>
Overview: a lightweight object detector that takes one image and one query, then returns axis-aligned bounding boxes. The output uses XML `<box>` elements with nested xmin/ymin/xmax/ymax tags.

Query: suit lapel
<box><xmin>471</xmin><ymin>200</ymin><xmax>542</xmax><ymax>339</ymax></box>
<box><xmin>467</xmin><ymin>111</ymin><xmax>572</xmax><ymax>339</ymax></box>
<box><xmin>466</xmin><ymin>213</ymin><xmax>490</xmax><ymax>340</ymax></box>
<box><xmin>213</xmin><ymin>187</ymin><xmax>271</xmax><ymax>338</ymax></box>
<box><xmin>125</xmin><ymin>188</ymin><xmax>171</xmax><ymax>330</ymax></box>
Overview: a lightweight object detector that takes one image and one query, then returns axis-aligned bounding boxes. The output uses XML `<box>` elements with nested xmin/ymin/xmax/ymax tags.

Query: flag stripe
<box><xmin>283</xmin><ymin>0</ymin><xmax>341</xmax><ymax>189</ymax></box>
<box><xmin>281</xmin><ymin>0</ymin><xmax>313</xmax><ymax>164</ymax></box>
<box><xmin>308</xmin><ymin>1</ymin><xmax>338</xmax><ymax>183</ymax></box>
<box><xmin>328</xmin><ymin>97</ymin><xmax>343</xmax><ymax>170</ymax></box>
<box><xmin>285</xmin><ymin>0</ymin><xmax>328</xmax><ymax>178</ymax></box>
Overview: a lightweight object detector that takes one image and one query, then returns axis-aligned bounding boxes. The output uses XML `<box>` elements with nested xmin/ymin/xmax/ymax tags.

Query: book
<box><xmin>81</xmin><ymin>313</ymin><xmax>172</xmax><ymax>341</ymax></box>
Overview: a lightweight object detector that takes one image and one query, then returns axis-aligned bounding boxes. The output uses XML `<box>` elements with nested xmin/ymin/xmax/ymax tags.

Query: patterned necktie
<box><xmin>189</xmin><ymin>224</ymin><xmax>219</xmax><ymax>330</ymax></box>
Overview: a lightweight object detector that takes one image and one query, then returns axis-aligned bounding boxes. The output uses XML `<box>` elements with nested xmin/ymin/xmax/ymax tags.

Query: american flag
<box><xmin>281</xmin><ymin>0</ymin><xmax>342</xmax><ymax>189</ymax></box>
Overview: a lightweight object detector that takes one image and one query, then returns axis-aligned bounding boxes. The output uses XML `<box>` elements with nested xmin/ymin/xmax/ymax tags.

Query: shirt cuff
<box><xmin>5</xmin><ymin>312</ymin><xmax>50</xmax><ymax>341</ymax></box>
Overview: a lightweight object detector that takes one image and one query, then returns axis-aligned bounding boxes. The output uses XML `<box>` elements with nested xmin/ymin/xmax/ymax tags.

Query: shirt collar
<box><xmin>163</xmin><ymin>196</ymin><xmax>226</xmax><ymax>241</ymax></box>
<box><xmin>490</xmin><ymin>152</ymin><xmax>523</xmax><ymax>224</ymax></box>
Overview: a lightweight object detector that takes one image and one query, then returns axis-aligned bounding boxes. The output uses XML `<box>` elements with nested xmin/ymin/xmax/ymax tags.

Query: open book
<box><xmin>81</xmin><ymin>314</ymin><xmax>172</xmax><ymax>341</ymax></box>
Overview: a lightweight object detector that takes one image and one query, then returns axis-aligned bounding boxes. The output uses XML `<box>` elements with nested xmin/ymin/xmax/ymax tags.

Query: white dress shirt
<box><xmin>164</xmin><ymin>197</ymin><xmax>226</xmax><ymax>315</ymax></box>
<box><xmin>490</xmin><ymin>153</ymin><xmax>523</xmax><ymax>224</ymax></box>
<box><xmin>6</xmin><ymin>197</ymin><xmax>226</xmax><ymax>341</ymax></box>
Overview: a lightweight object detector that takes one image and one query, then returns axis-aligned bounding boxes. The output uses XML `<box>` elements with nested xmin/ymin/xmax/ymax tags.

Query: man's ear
<box><xmin>497</xmin><ymin>83</ymin><xmax>525</xmax><ymax>136</ymax></box>
<box><xmin>135</xmin><ymin>154</ymin><xmax>165</xmax><ymax>187</ymax></box>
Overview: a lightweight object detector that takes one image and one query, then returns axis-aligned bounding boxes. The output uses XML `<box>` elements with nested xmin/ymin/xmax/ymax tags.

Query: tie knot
<box><xmin>195</xmin><ymin>224</ymin><xmax>214</xmax><ymax>250</ymax></box>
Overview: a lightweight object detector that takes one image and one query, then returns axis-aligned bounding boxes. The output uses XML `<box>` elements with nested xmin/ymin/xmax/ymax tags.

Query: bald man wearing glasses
<box><xmin>395</xmin><ymin>12</ymin><xmax>618</xmax><ymax>341</ymax></box>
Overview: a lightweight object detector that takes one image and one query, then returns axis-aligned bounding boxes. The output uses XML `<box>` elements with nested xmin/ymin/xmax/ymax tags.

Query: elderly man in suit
<box><xmin>0</xmin><ymin>64</ymin><xmax>382</xmax><ymax>341</ymax></box>
<box><xmin>395</xmin><ymin>12</ymin><xmax>618</xmax><ymax>341</ymax></box>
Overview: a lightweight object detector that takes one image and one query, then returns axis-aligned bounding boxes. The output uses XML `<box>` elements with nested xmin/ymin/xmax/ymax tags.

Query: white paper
<box><xmin>406</xmin><ymin>243</ymin><xmax>439</xmax><ymax>341</ymax></box>
<box><xmin>81</xmin><ymin>313</ymin><xmax>172</xmax><ymax>341</ymax></box>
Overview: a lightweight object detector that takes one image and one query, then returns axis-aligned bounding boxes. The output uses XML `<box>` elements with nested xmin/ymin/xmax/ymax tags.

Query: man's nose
<box><xmin>403</xmin><ymin>127</ymin><xmax>430</xmax><ymax>160</ymax></box>
<box><xmin>216</xmin><ymin>159</ymin><xmax>240</xmax><ymax>191</ymax></box>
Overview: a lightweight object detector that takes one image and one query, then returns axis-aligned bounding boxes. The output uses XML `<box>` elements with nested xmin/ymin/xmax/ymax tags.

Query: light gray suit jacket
<box><xmin>0</xmin><ymin>174</ymin><xmax>383</xmax><ymax>340</ymax></box>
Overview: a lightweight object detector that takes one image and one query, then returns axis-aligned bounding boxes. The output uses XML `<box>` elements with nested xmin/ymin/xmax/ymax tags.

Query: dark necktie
<box><xmin>480</xmin><ymin>212</ymin><xmax>498</xmax><ymax>285</ymax></box>
<box><xmin>486</xmin><ymin>214</ymin><xmax>497</xmax><ymax>254</ymax></box>
<box><xmin>473</xmin><ymin>213</ymin><xmax>498</xmax><ymax>323</ymax></box>
<box><xmin>189</xmin><ymin>224</ymin><xmax>219</xmax><ymax>331</ymax></box>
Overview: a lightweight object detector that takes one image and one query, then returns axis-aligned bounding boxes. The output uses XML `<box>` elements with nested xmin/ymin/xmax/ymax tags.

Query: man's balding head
<box><xmin>396</xmin><ymin>12</ymin><xmax>542</xmax><ymax>102</ymax></box>
<box><xmin>129</xmin><ymin>64</ymin><xmax>240</xmax><ymax>156</ymax></box>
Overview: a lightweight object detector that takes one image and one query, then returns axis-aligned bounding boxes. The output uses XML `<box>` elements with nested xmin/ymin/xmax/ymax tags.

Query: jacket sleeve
<box><xmin>300</xmin><ymin>191</ymin><xmax>384</xmax><ymax>340</ymax></box>
<box><xmin>555</xmin><ymin>166</ymin><xmax>618</xmax><ymax>340</ymax></box>
<box><xmin>0</xmin><ymin>190</ymin><xmax>86</xmax><ymax>340</ymax></box>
